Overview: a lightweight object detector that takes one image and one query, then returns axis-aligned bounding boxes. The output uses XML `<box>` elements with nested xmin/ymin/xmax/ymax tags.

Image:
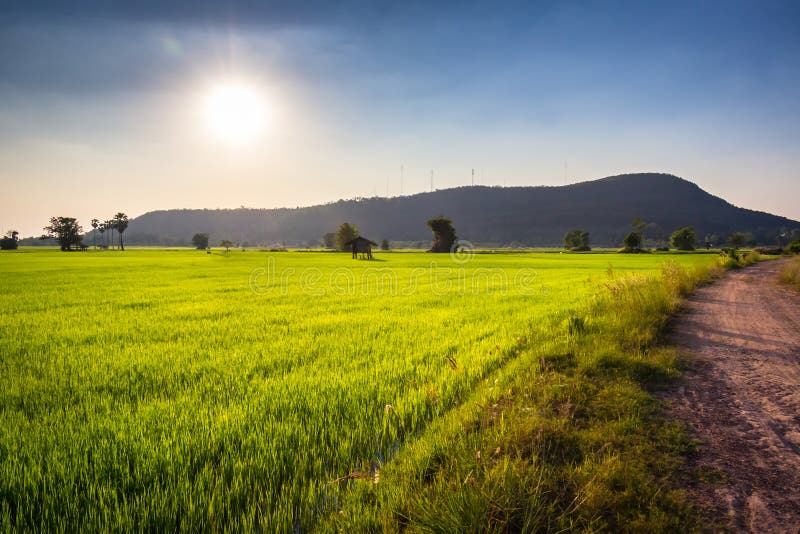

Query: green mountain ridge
<box><xmin>91</xmin><ymin>173</ymin><xmax>800</xmax><ymax>247</ymax></box>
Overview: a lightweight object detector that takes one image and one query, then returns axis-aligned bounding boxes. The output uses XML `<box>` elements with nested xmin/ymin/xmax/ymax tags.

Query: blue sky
<box><xmin>1</xmin><ymin>1</ymin><xmax>799</xmax><ymax>236</ymax></box>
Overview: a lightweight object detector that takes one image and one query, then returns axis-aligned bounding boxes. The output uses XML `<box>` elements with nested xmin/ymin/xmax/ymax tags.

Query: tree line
<box><xmin>563</xmin><ymin>219</ymin><xmax>799</xmax><ymax>253</ymax></box>
<box><xmin>6</xmin><ymin>211</ymin><xmax>797</xmax><ymax>254</ymax></box>
<box><xmin>36</xmin><ymin>213</ymin><xmax>129</xmax><ymax>251</ymax></box>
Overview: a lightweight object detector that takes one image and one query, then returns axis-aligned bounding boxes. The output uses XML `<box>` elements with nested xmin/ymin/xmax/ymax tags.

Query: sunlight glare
<box><xmin>202</xmin><ymin>82</ymin><xmax>267</xmax><ymax>146</ymax></box>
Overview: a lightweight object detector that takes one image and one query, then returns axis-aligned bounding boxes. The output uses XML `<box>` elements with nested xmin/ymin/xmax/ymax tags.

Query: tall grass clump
<box><xmin>718</xmin><ymin>248</ymin><xmax>761</xmax><ymax>269</ymax></box>
<box><xmin>323</xmin><ymin>261</ymin><xmax>721</xmax><ymax>532</ymax></box>
<box><xmin>779</xmin><ymin>256</ymin><xmax>800</xmax><ymax>291</ymax></box>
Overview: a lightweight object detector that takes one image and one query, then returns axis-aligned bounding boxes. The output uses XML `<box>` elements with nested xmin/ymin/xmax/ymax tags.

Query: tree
<box><xmin>105</xmin><ymin>219</ymin><xmax>115</xmax><ymax>250</ymax></box>
<box><xmin>91</xmin><ymin>219</ymin><xmax>99</xmax><ymax>249</ymax></box>
<box><xmin>192</xmin><ymin>233</ymin><xmax>209</xmax><ymax>249</ymax></box>
<box><xmin>669</xmin><ymin>226</ymin><xmax>697</xmax><ymax>251</ymax></box>
<box><xmin>220</xmin><ymin>239</ymin><xmax>234</xmax><ymax>252</ymax></box>
<box><xmin>334</xmin><ymin>223</ymin><xmax>359</xmax><ymax>251</ymax></box>
<box><xmin>113</xmin><ymin>213</ymin><xmax>129</xmax><ymax>251</ymax></box>
<box><xmin>322</xmin><ymin>232</ymin><xmax>336</xmax><ymax>249</ymax></box>
<box><xmin>631</xmin><ymin>217</ymin><xmax>649</xmax><ymax>235</ymax></box>
<box><xmin>728</xmin><ymin>232</ymin><xmax>745</xmax><ymax>249</ymax></box>
<box><xmin>380</xmin><ymin>239</ymin><xmax>390</xmax><ymax>251</ymax></box>
<box><xmin>42</xmin><ymin>217</ymin><xmax>84</xmax><ymax>251</ymax></box>
<box><xmin>623</xmin><ymin>231</ymin><xmax>642</xmax><ymax>251</ymax></box>
<box><xmin>620</xmin><ymin>218</ymin><xmax>649</xmax><ymax>252</ymax></box>
<box><xmin>0</xmin><ymin>230</ymin><xmax>19</xmax><ymax>250</ymax></box>
<box><xmin>563</xmin><ymin>229</ymin><xmax>590</xmax><ymax>251</ymax></box>
<box><xmin>98</xmin><ymin>222</ymin><xmax>106</xmax><ymax>248</ymax></box>
<box><xmin>427</xmin><ymin>216</ymin><xmax>457</xmax><ymax>253</ymax></box>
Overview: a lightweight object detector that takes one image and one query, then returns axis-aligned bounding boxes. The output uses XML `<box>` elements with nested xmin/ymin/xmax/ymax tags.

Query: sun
<box><xmin>202</xmin><ymin>82</ymin><xmax>267</xmax><ymax>146</ymax></box>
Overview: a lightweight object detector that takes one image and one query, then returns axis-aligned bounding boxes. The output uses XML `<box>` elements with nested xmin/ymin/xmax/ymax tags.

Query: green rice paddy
<box><xmin>0</xmin><ymin>249</ymin><xmax>718</xmax><ymax>531</ymax></box>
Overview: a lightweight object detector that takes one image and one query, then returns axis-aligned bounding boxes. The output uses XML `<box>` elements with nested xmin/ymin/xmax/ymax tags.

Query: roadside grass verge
<box><xmin>321</xmin><ymin>260</ymin><xmax>723</xmax><ymax>533</ymax></box>
<box><xmin>779</xmin><ymin>255</ymin><xmax>800</xmax><ymax>291</ymax></box>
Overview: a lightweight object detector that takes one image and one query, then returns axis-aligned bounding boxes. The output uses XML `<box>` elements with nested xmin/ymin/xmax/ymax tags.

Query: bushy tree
<box><xmin>334</xmin><ymin>223</ymin><xmax>359</xmax><ymax>251</ymax></box>
<box><xmin>192</xmin><ymin>233</ymin><xmax>209</xmax><ymax>249</ymax></box>
<box><xmin>322</xmin><ymin>232</ymin><xmax>336</xmax><ymax>249</ymax></box>
<box><xmin>563</xmin><ymin>229</ymin><xmax>590</xmax><ymax>251</ymax></box>
<box><xmin>0</xmin><ymin>230</ymin><xmax>19</xmax><ymax>250</ymax></box>
<box><xmin>427</xmin><ymin>216</ymin><xmax>457</xmax><ymax>253</ymax></box>
<box><xmin>669</xmin><ymin>226</ymin><xmax>697</xmax><ymax>251</ymax></box>
<box><xmin>623</xmin><ymin>231</ymin><xmax>642</xmax><ymax>251</ymax></box>
<box><xmin>42</xmin><ymin>217</ymin><xmax>84</xmax><ymax>251</ymax></box>
<box><xmin>728</xmin><ymin>232</ymin><xmax>745</xmax><ymax>249</ymax></box>
<box><xmin>380</xmin><ymin>239</ymin><xmax>390</xmax><ymax>251</ymax></box>
<box><xmin>220</xmin><ymin>239</ymin><xmax>234</xmax><ymax>252</ymax></box>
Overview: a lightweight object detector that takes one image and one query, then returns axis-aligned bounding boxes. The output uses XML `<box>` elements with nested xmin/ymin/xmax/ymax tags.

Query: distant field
<box><xmin>0</xmin><ymin>249</ymin><xmax>718</xmax><ymax>531</ymax></box>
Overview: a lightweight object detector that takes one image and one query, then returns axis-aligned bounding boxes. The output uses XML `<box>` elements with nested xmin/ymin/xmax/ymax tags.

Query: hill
<box><xmin>111</xmin><ymin>173</ymin><xmax>800</xmax><ymax>247</ymax></box>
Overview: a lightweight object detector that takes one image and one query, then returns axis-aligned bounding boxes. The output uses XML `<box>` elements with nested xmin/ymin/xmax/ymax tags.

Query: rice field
<box><xmin>0</xmin><ymin>249</ymin><xmax>718</xmax><ymax>531</ymax></box>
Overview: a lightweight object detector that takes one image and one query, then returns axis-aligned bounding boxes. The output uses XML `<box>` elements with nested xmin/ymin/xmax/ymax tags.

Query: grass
<box><xmin>779</xmin><ymin>255</ymin><xmax>800</xmax><ymax>291</ymax></box>
<box><xmin>321</xmin><ymin>259</ymin><xmax>723</xmax><ymax>533</ymax></box>
<box><xmin>0</xmin><ymin>249</ymin><xmax>720</xmax><ymax>531</ymax></box>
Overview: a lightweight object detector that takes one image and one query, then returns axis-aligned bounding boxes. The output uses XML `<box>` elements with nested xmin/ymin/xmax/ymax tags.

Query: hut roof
<box><xmin>345</xmin><ymin>236</ymin><xmax>377</xmax><ymax>246</ymax></box>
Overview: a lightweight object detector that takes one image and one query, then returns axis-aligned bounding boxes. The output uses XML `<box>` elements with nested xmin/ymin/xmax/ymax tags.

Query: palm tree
<box><xmin>91</xmin><ymin>219</ymin><xmax>99</xmax><ymax>249</ymax></box>
<box><xmin>104</xmin><ymin>219</ymin><xmax>115</xmax><ymax>250</ymax></box>
<box><xmin>113</xmin><ymin>213</ymin><xmax>129</xmax><ymax>251</ymax></box>
<box><xmin>98</xmin><ymin>222</ymin><xmax>106</xmax><ymax>248</ymax></box>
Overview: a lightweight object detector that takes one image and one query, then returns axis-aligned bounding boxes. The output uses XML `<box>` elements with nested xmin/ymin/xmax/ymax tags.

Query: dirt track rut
<box><xmin>665</xmin><ymin>259</ymin><xmax>800</xmax><ymax>533</ymax></box>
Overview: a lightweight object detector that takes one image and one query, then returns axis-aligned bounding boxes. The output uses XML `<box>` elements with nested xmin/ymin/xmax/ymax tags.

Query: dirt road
<box><xmin>665</xmin><ymin>259</ymin><xmax>800</xmax><ymax>533</ymax></box>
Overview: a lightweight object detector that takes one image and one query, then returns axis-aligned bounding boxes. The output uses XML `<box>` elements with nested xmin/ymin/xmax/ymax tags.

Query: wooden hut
<box><xmin>345</xmin><ymin>236</ymin><xmax>377</xmax><ymax>259</ymax></box>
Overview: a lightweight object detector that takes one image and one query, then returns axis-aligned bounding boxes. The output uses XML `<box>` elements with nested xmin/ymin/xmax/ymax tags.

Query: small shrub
<box><xmin>739</xmin><ymin>251</ymin><xmax>761</xmax><ymax>266</ymax></box>
<box><xmin>787</xmin><ymin>241</ymin><xmax>800</xmax><ymax>255</ymax></box>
